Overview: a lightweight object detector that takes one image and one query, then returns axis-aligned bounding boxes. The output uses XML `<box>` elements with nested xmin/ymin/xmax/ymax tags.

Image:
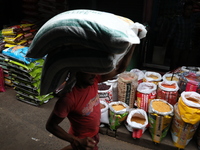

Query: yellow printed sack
<box><xmin>178</xmin><ymin>91</ymin><xmax>200</xmax><ymax>125</ymax></box>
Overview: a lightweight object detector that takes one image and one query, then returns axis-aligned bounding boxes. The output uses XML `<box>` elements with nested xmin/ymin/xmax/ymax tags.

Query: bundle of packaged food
<box><xmin>118</xmin><ymin>72</ymin><xmax>138</xmax><ymax>108</ymax></box>
<box><xmin>130</xmin><ymin>68</ymin><xmax>144</xmax><ymax>84</ymax></box>
<box><xmin>171</xmin><ymin>91</ymin><xmax>200</xmax><ymax>149</ymax></box>
<box><xmin>143</xmin><ymin>71</ymin><xmax>162</xmax><ymax>85</ymax></box>
<box><xmin>156</xmin><ymin>81</ymin><xmax>179</xmax><ymax>105</ymax></box>
<box><xmin>1</xmin><ymin>24</ymin><xmax>37</xmax><ymax>49</ymax></box>
<box><xmin>108</xmin><ymin>101</ymin><xmax>129</xmax><ymax>130</ymax></box>
<box><xmin>136</xmin><ymin>82</ymin><xmax>157</xmax><ymax>112</ymax></box>
<box><xmin>162</xmin><ymin>73</ymin><xmax>179</xmax><ymax>83</ymax></box>
<box><xmin>98</xmin><ymin>82</ymin><xmax>113</xmax><ymax>103</ymax></box>
<box><xmin>0</xmin><ymin>46</ymin><xmax>54</xmax><ymax>106</ymax></box>
<box><xmin>148</xmin><ymin>99</ymin><xmax>174</xmax><ymax>143</ymax></box>
<box><xmin>178</xmin><ymin>72</ymin><xmax>200</xmax><ymax>94</ymax></box>
<box><xmin>100</xmin><ymin>100</ymin><xmax>109</xmax><ymax>125</ymax></box>
<box><xmin>125</xmin><ymin>108</ymin><xmax>148</xmax><ymax>138</ymax></box>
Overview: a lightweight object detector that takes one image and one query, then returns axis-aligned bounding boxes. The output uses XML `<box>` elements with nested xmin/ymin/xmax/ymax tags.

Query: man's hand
<box><xmin>72</xmin><ymin>137</ymin><xmax>96</xmax><ymax>150</ymax></box>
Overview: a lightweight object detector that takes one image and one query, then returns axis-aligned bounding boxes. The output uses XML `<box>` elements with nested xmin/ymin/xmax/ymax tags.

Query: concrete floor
<box><xmin>0</xmin><ymin>86</ymin><xmax>152</xmax><ymax>150</ymax></box>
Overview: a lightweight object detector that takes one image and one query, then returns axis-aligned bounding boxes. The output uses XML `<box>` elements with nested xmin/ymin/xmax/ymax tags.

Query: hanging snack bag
<box><xmin>130</xmin><ymin>68</ymin><xmax>144</xmax><ymax>84</ymax></box>
<box><xmin>148</xmin><ymin>99</ymin><xmax>173</xmax><ymax>143</ymax></box>
<box><xmin>162</xmin><ymin>73</ymin><xmax>179</xmax><ymax>83</ymax></box>
<box><xmin>126</xmin><ymin>108</ymin><xmax>148</xmax><ymax>138</ymax></box>
<box><xmin>0</xmin><ymin>67</ymin><xmax>5</xmax><ymax>92</ymax></box>
<box><xmin>100</xmin><ymin>100</ymin><xmax>109</xmax><ymax>125</ymax></box>
<box><xmin>118</xmin><ymin>72</ymin><xmax>138</xmax><ymax>108</ymax></box>
<box><xmin>178</xmin><ymin>72</ymin><xmax>200</xmax><ymax>94</ymax></box>
<box><xmin>109</xmin><ymin>101</ymin><xmax>129</xmax><ymax>130</ymax></box>
<box><xmin>143</xmin><ymin>71</ymin><xmax>162</xmax><ymax>85</ymax></box>
<box><xmin>157</xmin><ymin>81</ymin><xmax>179</xmax><ymax>105</ymax></box>
<box><xmin>136</xmin><ymin>82</ymin><xmax>157</xmax><ymax>112</ymax></box>
<box><xmin>171</xmin><ymin>102</ymin><xmax>200</xmax><ymax>149</ymax></box>
<box><xmin>98</xmin><ymin>82</ymin><xmax>113</xmax><ymax>103</ymax></box>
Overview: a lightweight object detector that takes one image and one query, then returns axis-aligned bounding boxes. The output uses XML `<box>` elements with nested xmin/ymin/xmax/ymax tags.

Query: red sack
<box><xmin>0</xmin><ymin>67</ymin><xmax>5</xmax><ymax>92</ymax></box>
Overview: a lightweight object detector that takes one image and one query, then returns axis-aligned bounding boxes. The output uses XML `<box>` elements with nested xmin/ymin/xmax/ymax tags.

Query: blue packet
<box><xmin>2</xmin><ymin>46</ymin><xmax>38</xmax><ymax>64</ymax></box>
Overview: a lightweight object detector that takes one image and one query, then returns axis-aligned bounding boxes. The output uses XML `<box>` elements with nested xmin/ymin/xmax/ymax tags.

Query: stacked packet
<box><xmin>1</xmin><ymin>46</ymin><xmax>54</xmax><ymax>106</ymax></box>
<box><xmin>0</xmin><ymin>24</ymin><xmax>37</xmax><ymax>52</ymax></box>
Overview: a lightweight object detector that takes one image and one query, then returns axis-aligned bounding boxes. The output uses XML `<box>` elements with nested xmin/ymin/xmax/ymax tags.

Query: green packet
<box><xmin>9</xmin><ymin>67</ymin><xmax>42</xmax><ymax>80</ymax></box>
<box><xmin>16</xmin><ymin>92</ymin><xmax>54</xmax><ymax>102</ymax></box>
<box><xmin>10</xmin><ymin>73</ymin><xmax>38</xmax><ymax>83</ymax></box>
<box><xmin>148</xmin><ymin>113</ymin><xmax>172</xmax><ymax>143</ymax></box>
<box><xmin>109</xmin><ymin>111</ymin><xmax>128</xmax><ymax>130</ymax></box>
<box><xmin>12</xmin><ymin>79</ymin><xmax>40</xmax><ymax>90</ymax></box>
<box><xmin>14</xmin><ymin>84</ymin><xmax>40</xmax><ymax>95</ymax></box>
<box><xmin>16</xmin><ymin>93</ymin><xmax>54</xmax><ymax>106</ymax></box>
<box><xmin>15</xmin><ymin>87</ymin><xmax>53</xmax><ymax>100</ymax></box>
<box><xmin>5</xmin><ymin>58</ymin><xmax>44</xmax><ymax>72</ymax></box>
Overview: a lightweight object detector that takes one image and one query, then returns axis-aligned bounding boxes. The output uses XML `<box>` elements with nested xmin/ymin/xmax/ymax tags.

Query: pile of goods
<box><xmin>0</xmin><ymin>46</ymin><xmax>54</xmax><ymax>106</ymax></box>
<box><xmin>0</xmin><ymin>24</ymin><xmax>37</xmax><ymax>52</ymax></box>
<box><xmin>98</xmin><ymin>67</ymin><xmax>200</xmax><ymax>149</ymax></box>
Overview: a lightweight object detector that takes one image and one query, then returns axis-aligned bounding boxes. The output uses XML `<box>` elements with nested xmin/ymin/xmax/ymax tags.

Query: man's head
<box><xmin>75</xmin><ymin>72</ymin><xmax>97</xmax><ymax>88</ymax></box>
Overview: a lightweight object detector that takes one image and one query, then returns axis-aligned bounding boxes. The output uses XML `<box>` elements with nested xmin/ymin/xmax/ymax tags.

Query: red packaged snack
<box><xmin>0</xmin><ymin>67</ymin><xmax>5</xmax><ymax>92</ymax></box>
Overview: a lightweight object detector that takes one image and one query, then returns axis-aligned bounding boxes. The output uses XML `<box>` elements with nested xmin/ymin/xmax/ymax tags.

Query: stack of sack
<box><xmin>25</xmin><ymin>9</ymin><xmax>147</xmax><ymax>95</ymax></box>
<box><xmin>0</xmin><ymin>24</ymin><xmax>37</xmax><ymax>51</ymax></box>
<box><xmin>1</xmin><ymin>46</ymin><xmax>54</xmax><ymax>106</ymax></box>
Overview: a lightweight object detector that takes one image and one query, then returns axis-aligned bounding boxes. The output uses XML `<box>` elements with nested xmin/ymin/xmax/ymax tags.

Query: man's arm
<box><xmin>100</xmin><ymin>44</ymin><xmax>136</xmax><ymax>82</ymax></box>
<box><xmin>46</xmin><ymin>112</ymin><xmax>96</xmax><ymax>149</ymax></box>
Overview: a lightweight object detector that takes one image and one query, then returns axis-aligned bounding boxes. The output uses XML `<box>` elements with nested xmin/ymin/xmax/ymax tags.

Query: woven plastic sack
<box><xmin>171</xmin><ymin>103</ymin><xmax>199</xmax><ymax>149</ymax></box>
<box><xmin>118</xmin><ymin>72</ymin><xmax>138</xmax><ymax>108</ymax></box>
<box><xmin>26</xmin><ymin>9</ymin><xmax>147</xmax><ymax>58</ymax></box>
<box><xmin>178</xmin><ymin>91</ymin><xmax>200</xmax><ymax>124</ymax></box>
<box><xmin>126</xmin><ymin>109</ymin><xmax>148</xmax><ymax>138</ymax></box>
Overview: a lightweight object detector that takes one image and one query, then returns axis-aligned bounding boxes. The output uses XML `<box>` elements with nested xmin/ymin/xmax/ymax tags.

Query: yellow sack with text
<box><xmin>178</xmin><ymin>91</ymin><xmax>200</xmax><ymax>125</ymax></box>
